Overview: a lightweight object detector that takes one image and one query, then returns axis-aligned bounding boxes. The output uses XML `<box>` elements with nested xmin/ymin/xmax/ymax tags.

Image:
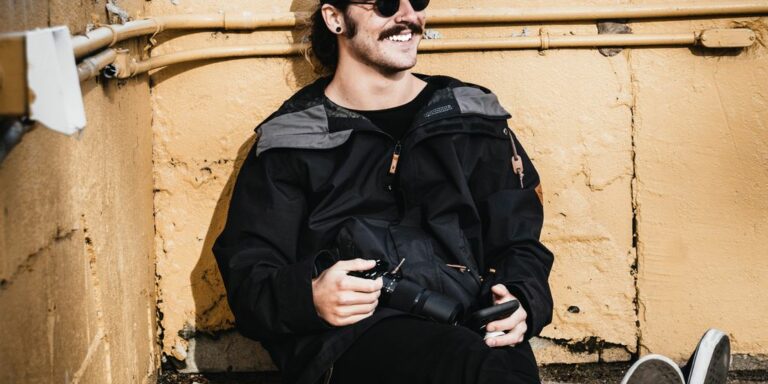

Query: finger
<box><xmin>334</xmin><ymin>258</ymin><xmax>376</xmax><ymax>272</ymax></box>
<box><xmin>337</xmin><ymin>275</ymin><xmax>382</xmax><ymax>293</ymax></box>
<box><xmin>335</xmin><ymin>302</ymin><xmax>378</xmax><ymax>318</ymax></box>
<box><xmin>339</xmin><ymin>275</ymin><xmax>382</xmax><ymax>292</ymax></box>
<box><xmin>336</xmin><ymin>290</ymin><xmax>380</xmax><ymax>305</ymax></box>
<box><xmin>335</xmin><ymin>308</ymin><xmax>376</xmax><ymax>326</ymax></box>
<box><xmin>486</xmin><ymin>308</ymin><xmax>526</xmax><ymax>332</ymax></box>
<box><xmin>485</xmin><ymin>325</ymin><xmax>526</xmax><ymax>348</ymax></box>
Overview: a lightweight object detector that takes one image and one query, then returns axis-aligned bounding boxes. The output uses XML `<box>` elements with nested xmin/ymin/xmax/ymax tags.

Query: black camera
<box><xmin>348</xmin><ymin>259</ymin><xmax>465</xmax><ymax>325</ymax></box>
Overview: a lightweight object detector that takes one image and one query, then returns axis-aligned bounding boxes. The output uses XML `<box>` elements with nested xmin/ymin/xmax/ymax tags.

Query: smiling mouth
<box><xmin>385</xmin><ymin>32</ymin><xmax>414</xmax><ymax>42</ymax></box>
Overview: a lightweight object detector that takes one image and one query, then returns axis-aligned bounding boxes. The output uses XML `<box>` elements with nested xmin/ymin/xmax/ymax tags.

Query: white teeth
<box><xmin>386</xmin><ymin>33</ymin><xmax>413</xmax><ymax>42</ymax></box>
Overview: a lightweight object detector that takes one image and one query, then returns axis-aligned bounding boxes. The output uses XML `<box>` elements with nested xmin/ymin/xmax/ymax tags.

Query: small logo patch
<box><xmin>423</xmin><ymin>105</ymin><xmax>453</xmax><ymax>118</ymax></box>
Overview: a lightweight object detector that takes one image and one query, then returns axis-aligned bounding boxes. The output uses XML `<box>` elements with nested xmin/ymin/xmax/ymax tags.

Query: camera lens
<box><xmin>382</xmin><ymin>276</ymin><xmax>463</xmax><ymax>325</ymax></box>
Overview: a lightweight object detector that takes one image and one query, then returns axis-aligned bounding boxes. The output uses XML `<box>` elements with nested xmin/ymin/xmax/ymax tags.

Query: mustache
<box><xmin>379</xmin><ymin>22</ymin><xmax>424</xmax><ymax>40</ymax></box>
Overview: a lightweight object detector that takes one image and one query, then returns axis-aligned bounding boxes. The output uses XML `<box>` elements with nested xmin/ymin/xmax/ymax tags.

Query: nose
<box><xmin>394</xmin><ymin>0</ymin><xmax>422</xmax><ymax>24</ymax></box>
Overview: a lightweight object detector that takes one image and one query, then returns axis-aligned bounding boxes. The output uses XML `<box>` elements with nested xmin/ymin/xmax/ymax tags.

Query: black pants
<box><xmin>329</xmin><ymin>316</ymin><xmax>541</xmax><ymax>384</ymax></box>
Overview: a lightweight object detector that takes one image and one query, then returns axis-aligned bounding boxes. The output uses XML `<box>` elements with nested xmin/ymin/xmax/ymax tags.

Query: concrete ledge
<box><xmin>167</xmin><ymin>333</ymin><xmax>638</xmax><ymax>373</ymax></box>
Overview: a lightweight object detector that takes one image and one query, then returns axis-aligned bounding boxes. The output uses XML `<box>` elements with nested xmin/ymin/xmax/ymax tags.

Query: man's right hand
<box><xmin>312</xmin><ymin>258</ymin><xmax>383</xmax><ymax>326</ymax></box>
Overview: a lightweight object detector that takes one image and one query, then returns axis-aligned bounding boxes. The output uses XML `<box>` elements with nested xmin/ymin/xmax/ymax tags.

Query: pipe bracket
<box><xmin>699</xmin><ymin>28</ymin><xmax>756</xmax><ymax>48</ymax></box>
<box><xmin>539</xmin><ymin>28</ymin><xmax>551</xmax><ymax>50</ymax></box>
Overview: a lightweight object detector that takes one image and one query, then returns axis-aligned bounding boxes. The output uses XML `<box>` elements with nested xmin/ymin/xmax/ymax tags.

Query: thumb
<box><xmin>335</xmin><ymin>258</ymin><xmax>376</xmax><ymax>272</ymax></box>
<box><xmin>491</xmin><ymin>284</ymin><xmax>512</xmax><ymax>303</ymax></box>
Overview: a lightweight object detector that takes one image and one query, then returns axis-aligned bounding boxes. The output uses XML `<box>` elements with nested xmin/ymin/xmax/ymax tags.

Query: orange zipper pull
<box><xmin>505</xmin><ymin>128</ymin><xmax>525</xmax><ymax>188</ymax></box>
<box><xmin>446</xmin><ymin>264</ymin><xmax>468</xmax><ymax>272</ymax></box>
<box><xmin>511</xmin><ymin>155</ymin><xmax>524</xmax><ymax>188</ymax></box>
<box><xmin>388</xmin><ymin>142</ymin><xmax>401</xmax><ymax>175</ymax></box>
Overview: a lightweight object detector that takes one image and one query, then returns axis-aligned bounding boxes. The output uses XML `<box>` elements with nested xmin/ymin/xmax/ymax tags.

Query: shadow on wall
<box><xmin>181</xmin><ymin>0</ymin><xmax>322</xmax><ymax>373</ymax></box>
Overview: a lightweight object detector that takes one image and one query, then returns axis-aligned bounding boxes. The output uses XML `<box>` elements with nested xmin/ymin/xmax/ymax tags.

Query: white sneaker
<box><xmin>621</xmin><ymin>354</ymin><xmax>685</xmax><ymax>384</ymax></box>
<box><xmin>682</xmin><ymin>328</ymin><xmax>731</xmax><ymax>384</ymax></box>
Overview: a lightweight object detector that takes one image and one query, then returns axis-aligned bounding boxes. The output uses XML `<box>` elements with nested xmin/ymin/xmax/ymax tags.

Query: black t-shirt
<box><xmin>350</xmin><ymin>82</ymin><xmax>438</xmax><ymax>141</ymax></box>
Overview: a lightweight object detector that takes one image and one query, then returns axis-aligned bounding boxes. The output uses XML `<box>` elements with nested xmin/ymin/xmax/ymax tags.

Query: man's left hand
<box><xmin>485</xmin><ymin>284</ymin><xmax>527</xmax><ymax>348</ymax></box>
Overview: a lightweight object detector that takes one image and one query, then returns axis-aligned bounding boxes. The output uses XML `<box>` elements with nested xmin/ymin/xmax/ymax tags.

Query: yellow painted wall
<box><xmin>0</xmin><ymin>1</ymin><xmax>158</xmax><ymax>382</ymax></box>
<box><xmin>631</xmin><ymin>16</ymin><xmax>768</xmax><ymax>360</ymax></box>
<box><xmin>147</xmin><ymin>0</ymin><xmax>768</xmax><ymax>370</ymax></box>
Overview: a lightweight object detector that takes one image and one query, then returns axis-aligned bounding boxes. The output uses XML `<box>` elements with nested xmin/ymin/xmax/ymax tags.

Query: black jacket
<box><xmin>212</xmin><ymin>74</ymin><xmax>554</xmax><ymax>384</ymax></box>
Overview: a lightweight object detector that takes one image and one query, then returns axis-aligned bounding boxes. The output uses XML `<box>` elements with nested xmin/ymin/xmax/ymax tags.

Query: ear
<box><xmin>321</xmin><ymin>4</ymin><xmax>345</xmax><ymax>33</ymax></box>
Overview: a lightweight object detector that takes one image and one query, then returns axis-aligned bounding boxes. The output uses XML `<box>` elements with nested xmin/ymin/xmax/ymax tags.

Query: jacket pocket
<box><xmin>389</xmin><ymin>224</ymin><xmax>480</xmax><ymax>310</ymax></box>
<box><xmin>333</xmin><ymin>217</ymin><xmax>398</xmax><ymax>266</ymax></box>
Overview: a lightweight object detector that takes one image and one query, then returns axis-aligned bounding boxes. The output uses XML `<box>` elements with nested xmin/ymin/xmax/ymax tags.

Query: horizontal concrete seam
<box><xmin>0</xmin><ymin>227</ymin><xmax>77</xmax><ymax>291</ymax></box>
<box><xmin>539</xmin><ymin>335</ymin><xmax>634</xmax><ymax>361</ymax></box>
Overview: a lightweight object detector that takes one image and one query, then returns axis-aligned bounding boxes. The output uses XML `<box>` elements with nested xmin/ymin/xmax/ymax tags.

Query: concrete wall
<box><xmin>147</xmin><ymin>0</ymin><xmax>768</xmax><ymax>371</ymax></box>
<box><xmin>0</xmin><ymin>1</ymin><xmax>158</xmax><ymax>383</ymax></box>
<box><xmin>632</xmin><ymin>16</ymin><xmax>768</xmax><ymax>361</ymax></box>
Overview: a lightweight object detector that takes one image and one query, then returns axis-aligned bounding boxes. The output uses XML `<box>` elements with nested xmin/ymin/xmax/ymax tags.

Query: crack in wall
<box><xmin>80</xmin><ymin>214</ymin><xmax>114</xmax><ymax>384</ymax></box>
<box><xmin>626</xmin><ymin>45</ymin><xmax>642</xmax><ymax>358</ymax></box>
<box><xmin>0</xmin><ymin>226</ymin><xmax>77</xmax><ymax>291</ymax></box>
<box><xmin>70</xmin><ymin>329</ymin><xmax>106</xmax><ymax>384</ymax></box>
<box><xmin>196</xmin><ymin>293</ymin><xmax>228</xmax><ymax>326</ymax></box>
<box><xmin>152</xmin><ymin>85</ymin><xmax>172</xmax><ymax>369</ymax></box>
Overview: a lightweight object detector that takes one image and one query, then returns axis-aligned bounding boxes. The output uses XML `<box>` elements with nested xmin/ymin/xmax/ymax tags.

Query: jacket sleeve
<box><xmin>473</xmin><ymin>124</ymin><xmax>554</xmax><ymax>340</ymax></box>
<box><xmin>212</xmin><ymin>143</ymin><xmax>332</xmax><ymax>341</ymax></box>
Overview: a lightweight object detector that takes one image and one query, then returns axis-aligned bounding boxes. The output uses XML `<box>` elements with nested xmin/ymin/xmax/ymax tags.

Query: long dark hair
<box><xmin>307</xmin><ymin>1</ymin><xmax>349</xmax><ymax>75</ymax></box>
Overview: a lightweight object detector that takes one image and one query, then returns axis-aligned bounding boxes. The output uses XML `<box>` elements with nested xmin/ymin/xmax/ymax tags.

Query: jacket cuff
<box><xmin>274</xmin><ymin>254</ymin><xmax>333</xmax><ymax>333</ymax></box>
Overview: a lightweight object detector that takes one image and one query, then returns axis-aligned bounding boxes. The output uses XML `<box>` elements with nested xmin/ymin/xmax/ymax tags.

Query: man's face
<box><xmin>340</xmin><ymin>0</ymin><xmax>426</xmax><ymax>74</ymax></box>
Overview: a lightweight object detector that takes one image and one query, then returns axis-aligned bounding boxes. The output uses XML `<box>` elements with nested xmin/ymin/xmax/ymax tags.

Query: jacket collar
<box><xmin>255</xmin><ymin>74</ymin><xmax>511</xmax><ymax>156</ymax></box>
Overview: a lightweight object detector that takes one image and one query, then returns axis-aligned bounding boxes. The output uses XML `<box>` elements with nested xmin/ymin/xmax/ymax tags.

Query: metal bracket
<box><xmin>699</xmin><ymin>28</ymin><xmax>756</xmax><ymax>48</ymax></box>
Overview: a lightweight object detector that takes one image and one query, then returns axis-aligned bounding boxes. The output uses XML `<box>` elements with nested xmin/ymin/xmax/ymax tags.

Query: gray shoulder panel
<box><xmin>255</xmin><ymin>104</ymin><xmax>352</xmax><ymax>156</ymax></box>
<box><xmin>452</xmin><ymin>86</ymin><xmax>511</xmax><ymax>118</ymax></box>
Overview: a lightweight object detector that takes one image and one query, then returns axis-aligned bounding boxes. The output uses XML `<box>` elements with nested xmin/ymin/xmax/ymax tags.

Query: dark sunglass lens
<box><xmin>410</xmin><ymin>0</ymin><xmax>429</xmax><ymax>11</ymax></box>
<box><xmin>376</xmin><ymin>0</ymin><xmax>399</xmax><ymax>17</ymax></box>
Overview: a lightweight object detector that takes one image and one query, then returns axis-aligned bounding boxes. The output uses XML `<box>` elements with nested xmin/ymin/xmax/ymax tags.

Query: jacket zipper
<box><xmin>362</xmin><ymin>117</ymin><xmax>487</xmax><ymax>285</ymax></box>
<box><xmin>368</xmin><ymin>126</ymin><xmax>485</xmax><ymax>284</ymax></box>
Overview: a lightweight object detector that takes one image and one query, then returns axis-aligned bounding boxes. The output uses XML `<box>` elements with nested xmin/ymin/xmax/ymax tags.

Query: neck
<box><xmin>325</xmin><ymin>61</ymin><xmax>426</xmax><ymax>111</ymax></box>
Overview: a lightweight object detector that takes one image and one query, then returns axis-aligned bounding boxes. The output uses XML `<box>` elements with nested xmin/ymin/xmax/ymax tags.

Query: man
<box><xmin>212</xmin><ymin>1</ymin><xmax>729</xmax><ymax>383</ymax></box>
<box><xmin>214</xmin><ymin>0</ymin><xmax>550</xmax><ymax>382</ymax></box>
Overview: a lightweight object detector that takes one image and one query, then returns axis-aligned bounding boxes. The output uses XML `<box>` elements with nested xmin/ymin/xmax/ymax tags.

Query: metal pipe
<box><xmin>72</xmin><ymin>12</ymin><xmax>309</xmax><ymax>59</ymax></box>
<box><xmin>73</xmin><ymin>19</ymin><xmax>161</xmax><ymax>59</ymax></box>
<box><xmin>77</xmin><ymin>48</ymin><xmax>118</xmax><ymax>81</ymax></box>
<box><xmin>426</xmin><ymin>3</ymin><xmax>768</xmax><ymax>24</ymax></box>
<box><xmin>419</xmin><ymin>33</ymin><xmax>698</xmax><ymax>52</ymax></box>
<box><xmin>71</xmin><ymin>2</ymin><xmax>768</xmax><ymax>59</ymax></box>
<box><xmin>114</xmin><ymin>30</ymin><xmax>748</xmax><ymax>79</ymax></box>
<box><xmin>123</xmin><ymin>44</ymin><xmax>305</xmax><ymax>77</ymax></box>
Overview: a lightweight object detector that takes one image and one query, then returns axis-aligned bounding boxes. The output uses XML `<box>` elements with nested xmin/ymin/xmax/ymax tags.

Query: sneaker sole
<box><xmin>688</xmin><ymin>329</ymin><xmax>731</xmax><ymax>384</ymax></box>
<box><xmin>622</xmin><ymin>354</ymin><xmax>685</xmax><ymax>384</ymax></box>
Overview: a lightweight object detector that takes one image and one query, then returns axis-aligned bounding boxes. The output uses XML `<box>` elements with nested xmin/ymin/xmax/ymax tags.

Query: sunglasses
<box><xmin>346</xmin><ymin>0</ymin><xmax>430</xmax><ymax>17</ymax></box>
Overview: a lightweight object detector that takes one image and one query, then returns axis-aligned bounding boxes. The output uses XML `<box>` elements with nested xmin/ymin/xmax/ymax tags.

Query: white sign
<box><xmin>26</xmin><ymin>26</ymin><xmax>86</xmax><ymax>135</ymax></box>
